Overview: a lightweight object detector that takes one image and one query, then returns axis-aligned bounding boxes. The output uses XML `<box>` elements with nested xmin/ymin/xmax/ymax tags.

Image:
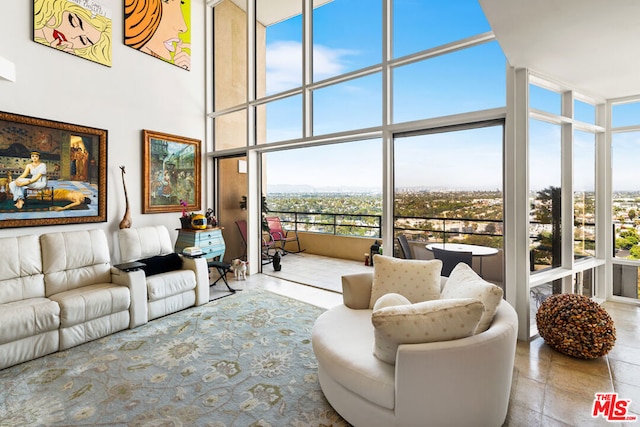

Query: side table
<box><xmin>175</xmin><ymin>227</ymin><xmax>226</xmax><ymax>262</ymax></box>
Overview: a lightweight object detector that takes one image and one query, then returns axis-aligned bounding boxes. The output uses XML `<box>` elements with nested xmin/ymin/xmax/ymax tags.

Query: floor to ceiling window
<box><xmin>611</xmin><ymin>99</ymin><xmax>640</xmax><ymax>301</ymax></box>
<box><xmin>527</xmin><ymin>78</ymin><xmax>605</xmax><ymax>333</ymax></box>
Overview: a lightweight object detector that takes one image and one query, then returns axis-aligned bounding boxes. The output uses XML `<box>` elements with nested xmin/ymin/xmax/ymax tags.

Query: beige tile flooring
<box><xmin>223</xmin><ymin>253</ymin><xmax>640</xmax><ymax>427</ymax></box>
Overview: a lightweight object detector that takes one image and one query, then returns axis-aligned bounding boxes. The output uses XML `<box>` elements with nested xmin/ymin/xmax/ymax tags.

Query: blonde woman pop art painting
<box><xmin>124</xmin><ymin>0</ymin><xmax>191</xmax><ymax>71</ymax></box>
<box><xmin>33</xmin><ymin>0</ymin><xmax>112</xmax><ymax>67</ymax></box>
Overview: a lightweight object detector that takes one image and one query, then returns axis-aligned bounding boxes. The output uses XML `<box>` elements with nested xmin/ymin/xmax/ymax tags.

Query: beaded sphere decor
<box><xmin>536</xmin><ymin>293</ymin><xmax>616</xmax><ymax>359</ymax></box>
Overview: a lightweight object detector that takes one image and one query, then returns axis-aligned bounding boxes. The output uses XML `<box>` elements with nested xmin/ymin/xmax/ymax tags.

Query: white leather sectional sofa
<box><xmin>0</xmin><ymin>227</ymin><xmax>208</xmax><ymax>371</ymax></box>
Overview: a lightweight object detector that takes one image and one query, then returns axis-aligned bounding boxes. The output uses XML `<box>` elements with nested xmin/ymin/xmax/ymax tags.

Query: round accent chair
<box><xmin>312</xmin><ymin>265</ymin><xmax>518</xmax><ymax>427</ymax></box>
<box><xmin>536</xmin><ymin>293</ymin><xmax>616</xmax><ymax>359</ymax></box>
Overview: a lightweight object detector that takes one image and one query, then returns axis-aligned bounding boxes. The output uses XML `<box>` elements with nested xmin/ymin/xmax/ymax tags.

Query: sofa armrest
<box><xmin>111</xmin><ymin>267</ymin><xmax>148</xmax><ymax>328</ymax></box>
<box><xmin>341</xmin><ymin>272</ymin><xmax>374</xmax><ymax>309</ymax></box>
<box><xmin>180</xmin><ymin>255</ymin><xmax>209</xmax><ymax>306</ymax></box>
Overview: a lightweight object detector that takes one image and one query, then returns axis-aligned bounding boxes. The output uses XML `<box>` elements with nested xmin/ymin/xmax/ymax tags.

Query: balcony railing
<box><xmin>269</xmin><ymin>210</ymin><xmax>382</xmax><ymax>237</ymax></box>
<box><xmin>268</xmin><ymin>210</ymin><xmax>506</xmax><ymax>244</ymax></box>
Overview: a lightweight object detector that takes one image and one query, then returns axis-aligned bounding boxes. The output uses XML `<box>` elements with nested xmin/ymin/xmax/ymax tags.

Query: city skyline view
<box><xmin>259</xmin><ymin>1</ymin><xmax>640</xmax><ymax>194</ymax></box>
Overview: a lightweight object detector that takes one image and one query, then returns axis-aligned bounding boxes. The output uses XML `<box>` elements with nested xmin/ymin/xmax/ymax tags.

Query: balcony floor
<box><xmin>261</xmin><ymin>251</ymin><xmax>371</xmax><ymax>293</ymax></box>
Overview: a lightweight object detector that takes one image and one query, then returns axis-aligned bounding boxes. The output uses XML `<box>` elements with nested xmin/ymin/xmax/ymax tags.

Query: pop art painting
<box><xmin>124</xmin><ymin>0</ymin><xmax>191</xmax><ymax>71</ymax></box>
<box><xmin>33</xmin><ymin>0</ymin><xmax>112</xmax><ymax>67</ymax></box>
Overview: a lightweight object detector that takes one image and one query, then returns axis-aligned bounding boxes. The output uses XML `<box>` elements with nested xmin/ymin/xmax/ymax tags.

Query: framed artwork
<box><xmin>0</xmin><ymin>111</ymin><xmax>107</xmax><ymax>229</ymax></box>
<box><xmin>124</xmin><ymin>0</ymin><xmax>191</xmax><ymax>71</ymax></box>
<box><xmin>142</xmin><ymin>130</ymin><xmax>200</xmax><ymax>214</ymax></box>
<box><xmin>33</xmin><ymin>0</ymin><xmax>113</xmax><ymax>67</ymax></box>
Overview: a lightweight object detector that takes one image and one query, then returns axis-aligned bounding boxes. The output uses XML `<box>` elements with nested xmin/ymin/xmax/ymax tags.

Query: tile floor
<box><xmin>226</xmin><ymin>253</ymin><xmax>640</xmax><ymax>427</ymax></box>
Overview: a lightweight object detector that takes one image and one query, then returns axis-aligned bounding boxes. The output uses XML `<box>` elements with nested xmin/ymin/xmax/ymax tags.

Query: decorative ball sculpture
<box><xmin>191</xmin><ymin>214</ymin><xmax>207</xmax><ymax>230</ymax></box>
<box><xmin>536</xmin><ymin>293</ymin><xmax>616</xmax><ymax>359</ymax></box>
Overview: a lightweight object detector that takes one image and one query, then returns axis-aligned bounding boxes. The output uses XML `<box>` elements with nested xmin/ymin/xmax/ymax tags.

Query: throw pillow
<box><xmin>373</xmin><ymin>293</ymin><xmax>412</xmax><ymax>311</ymax></box>
<box><xmin>372</xmin><ymin>298</ymin><xmax>484</xmax><ymax>364</ymax></box>
<box><xmin>138</xmin><ymin>253</ymin><xmax>183</xmax><ymax>277</ymax></box>
<box><xmin>440</xmin><ymin>263</ymin><xmax>504</xmax><ymax>333</ymax></box>
<box><xmin>369</xmin><ymin>255</ymin><xmax>442</xmax><ymax>308</ymax></box>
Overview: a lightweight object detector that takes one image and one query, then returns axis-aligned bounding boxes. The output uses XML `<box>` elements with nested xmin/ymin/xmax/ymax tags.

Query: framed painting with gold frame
<box><xmin>142</xmin><ymin>129</ymin><xmax>200</xmax><ymax>214</ymax></box>
<box><xmin>0</xmin><ymin>111</ymin><xmax>107</xmax><ymax>228</ymax></box>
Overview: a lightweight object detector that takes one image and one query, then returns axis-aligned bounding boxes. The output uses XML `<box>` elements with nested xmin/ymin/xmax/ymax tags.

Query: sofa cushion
<box><xmin>0</xmin><ymin>235</ymin><xmax>44</xmax><ymax>304</ymax></box>
<box><xmin>41</xmin><ymin>230</ymin><xmax>112</xmax><ymax>296</ymax></box>
<box><xmin>49</xmin><ymin>283</ymin><xmax>130</xmax><ymax>327</ymax></box>
<box><xmin>369</xmin><ymin>255</ymin><xmax>442</xmax><ymax>308</ymax></box>
<box><xmin>440</xmin><ymin>263</ymin><xmax>503</xmax><ymax>333</ymax></box>
<box><xmin>118</xmin><ymin>226</ymin><xmax>175</xmax><ymax>263</ymax></box>
<box><xmin>146</xmin><ymin>270</ymin><xmax>196</xmax><ymax>302</ymax></box>
<box><xmin>139</xmin><ymin>253</ymin><xmax>183</xmax><ymax>277</ymax></box>
<box><xmin>372</xmin><ymin>298</ymin><xmax>484</xmax><ymax>364</ymax></box>
<box><xmin>0</xmin><ymin>298</ymin><xmax>60</xmax><ymax>345</ymax></box>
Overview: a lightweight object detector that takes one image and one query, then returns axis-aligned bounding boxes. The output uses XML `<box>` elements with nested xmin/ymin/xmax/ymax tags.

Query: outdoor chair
<box><xmin>235</xmin><ymin>219</ymin><xmax>275</xmax><ymax>265</ymax></box>
<box><xmin>397</xmin><ymin>234</ymin><xmax>413</xmax><ymax>259</ymax></box>
<box><xmin>266</xmin><ymin>216</ymin><xmax>303</xmax><ymax>255</ymax></box>
<box><xmin>431</xmin><ymin>246</ymin><xmax>473</xmax><ymax>277</ymax></box>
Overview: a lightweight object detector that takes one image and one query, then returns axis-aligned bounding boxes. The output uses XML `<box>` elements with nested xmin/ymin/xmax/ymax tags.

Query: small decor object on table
<box><xmin>205</xmin><ymin>208</ymin><xmax>217</xmax><ymax>227</ymax></box>
<box><xmin>179</xmin><ymin>199</ymin><xmax>194</xmax><ymax>229</ymax></box>
<box><xmin>536</xmin><ymin>293</ymin><xmax>616</xmax><ymax>359</ymax></box>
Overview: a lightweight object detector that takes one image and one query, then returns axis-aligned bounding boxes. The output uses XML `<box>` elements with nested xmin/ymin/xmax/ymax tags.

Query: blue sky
<box><xmin>261</xmin><ymin>0</ymin><xmax>640</xmax><ymax>193</ymax></box>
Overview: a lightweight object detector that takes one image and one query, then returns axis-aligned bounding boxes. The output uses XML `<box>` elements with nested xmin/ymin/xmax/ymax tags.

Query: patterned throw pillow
<box><xmin>369</xmin><ymin>255</ymin><xmax>442</xmax><ymax>308</ymax></box>
<box><xmin>371</xmin><ymin>298</ymin><xmax>484</xmax><ymax>364</ymax></box>
<box><xmin>440</xmin><ymin>263</ymin><xmax>504</xmax><ymax>333</ymax></box>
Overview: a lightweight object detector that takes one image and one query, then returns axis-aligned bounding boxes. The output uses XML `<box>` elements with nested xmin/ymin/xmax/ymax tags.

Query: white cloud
<box><xmin>265</xmin><ymin>41</ymin><xmax>357</xmax><ymax>94</ymax></box>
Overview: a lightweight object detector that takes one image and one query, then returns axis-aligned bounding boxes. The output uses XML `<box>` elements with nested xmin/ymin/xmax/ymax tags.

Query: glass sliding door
<box><xmin>393</xmin><ymin>122</ymin><xmax>504</xmax><ymax>288</ymax></box>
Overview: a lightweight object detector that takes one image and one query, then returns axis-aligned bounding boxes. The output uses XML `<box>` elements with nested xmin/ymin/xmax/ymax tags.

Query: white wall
<box><xmin>0</xmin><ymin>1</ymin><xmax>206</xmax><ymax>262</ymax></box>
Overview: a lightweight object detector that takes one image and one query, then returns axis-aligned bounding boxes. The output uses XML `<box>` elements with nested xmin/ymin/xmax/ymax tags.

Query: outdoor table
<box><xmin>425</xmin><ymin>243</ymin><xmax>498</xmax><ymax>277</ymax></box>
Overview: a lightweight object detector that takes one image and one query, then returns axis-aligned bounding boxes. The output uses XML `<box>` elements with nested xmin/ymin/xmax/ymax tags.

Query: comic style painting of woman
<box><xmin>124</xmin><ymin>0</ymin><xmax>191</xmax><ymax>71</ymax></box>
<box><xmin>33</xmin><ymin>0</ymin><xmax>112</xmax><ymax>67</ymax></box>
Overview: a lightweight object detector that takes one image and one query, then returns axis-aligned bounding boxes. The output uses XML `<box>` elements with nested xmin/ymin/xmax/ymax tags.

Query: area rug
<box><xmin>0</xmin><ymin>290</ymin><xmax>349</xmax><ymax>426</ymax></box>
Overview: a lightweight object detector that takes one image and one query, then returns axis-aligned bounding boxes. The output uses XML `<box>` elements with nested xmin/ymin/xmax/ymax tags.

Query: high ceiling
<box><xmin>479</xmin><ymin>0</ymin><xmax>640</xmax><ymax>100</ymax></box>
<box><xmin>227</xmin><ymin>0</ymin><xmax>331</xmax><ymax>26</ymax></box>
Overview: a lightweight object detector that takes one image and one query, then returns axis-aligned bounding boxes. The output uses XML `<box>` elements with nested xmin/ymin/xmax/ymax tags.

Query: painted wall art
<box><xmin>0</xmin><ymin>111</ymin><xmax>107</xmax><ymax>228</ymax></box>
<box><xmin>142</xmin><ymin>129</ymin><xmax>200</xmax><ymax>214</ymax></box>
<box><xmin>33</xmin><ymin>0</ymin><xmax>112</xmax><ymax>67</ymax></box>
<box><xmin>124</xmin><ymin>0</ymin><xmax>191</xmax><ymax>71</ymax></box>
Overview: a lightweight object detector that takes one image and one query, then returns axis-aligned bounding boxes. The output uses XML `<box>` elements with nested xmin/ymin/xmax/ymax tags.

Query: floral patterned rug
<box><xmin>0</xmin><ymin>290</ymin><xmax>349</xmax><ymax>426</ymax></box>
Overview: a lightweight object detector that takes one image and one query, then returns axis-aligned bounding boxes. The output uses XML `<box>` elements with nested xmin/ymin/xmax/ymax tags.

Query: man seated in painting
<box><xmin>9</xmin><ymin>151</ymin><xmax>48</xmax><ymax>209</ymax></box>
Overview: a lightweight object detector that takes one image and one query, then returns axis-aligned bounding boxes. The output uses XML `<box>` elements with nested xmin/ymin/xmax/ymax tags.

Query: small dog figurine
<box><xmin>231</xmin><ymin>259</ymin><xmax>247</xmax><ymax>281</ymax></box>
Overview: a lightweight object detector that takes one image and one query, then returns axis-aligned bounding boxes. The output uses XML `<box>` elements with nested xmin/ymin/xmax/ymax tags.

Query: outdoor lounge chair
<box><xmin>266</xmin><ymin>216</ymin><xmax>303</xmax><ymax>255</ymax></box>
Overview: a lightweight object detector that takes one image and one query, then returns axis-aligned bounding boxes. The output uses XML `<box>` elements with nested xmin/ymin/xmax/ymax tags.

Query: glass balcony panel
<box><xmin>612</xmin><ymin>263</ymin><xmax>640</xmax><ymax>299</ymax></box>
<box><xmin>392</xmin><ymin>0</ymin><xmax>491</xmax><ymax>59</ymax></box>
<box><xmin>312</xmin><ymin>0</ymin><xmax>382</xmax><ymax>82</ymax></box>
<box><xmin>529</xmin><ymin>119</ymin><xmax>562</xmax><ymax>272</ymax></box>
<box><xmin>529</xmin><ymin>278</ymin><xmax>564</xmax><ymax>334</ymax></box>
<box><xmin>392</xmin><ymin>42</ymin><xmax>505</xmax><ymax>123</ymax></box>
<box><xmin>313</xmin><ymin>73</ymin><xmax>382</xmax><ymax>136</ymax></box>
